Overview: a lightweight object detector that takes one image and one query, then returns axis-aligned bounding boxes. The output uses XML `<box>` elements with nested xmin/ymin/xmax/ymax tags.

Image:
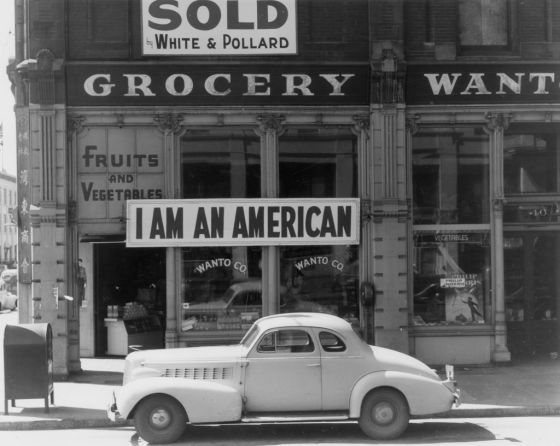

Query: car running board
<box><xmin>242</xmin><ymin>412</ymin><xmax>349</xmax><ymax>423</ymax></box>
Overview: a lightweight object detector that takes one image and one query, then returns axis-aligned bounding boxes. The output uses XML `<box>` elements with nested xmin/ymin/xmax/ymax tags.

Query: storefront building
<box><xmin>10</xmin><ymin>0</ymin><xmax>560</xmax><ymax>376</ymax></box>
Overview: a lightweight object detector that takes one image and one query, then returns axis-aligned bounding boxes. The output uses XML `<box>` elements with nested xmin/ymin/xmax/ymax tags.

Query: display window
<box><xmin>278</xmin><ymin>128</ymin><xmax>359</xmax><ymax>326</ymax></box>
<box><xmin>179</xmin><ymin>126</ymin><xmax>360</xmax><ymax>339</ymax></box>
<box><xmin>412</xmin><ymin>127</ymin><xmax>490</xmax><ymax>225</ymax></box>
<box><xmin>504</xmin><ymin>127</ymin><xmax>559</xmax><ymax>195</ymax></box>
<box><xmin>181</xmin><ymin>247</ymin><xmax>262</xmax><ymax>333</ymax></box>
<box><xmin>279</xmin><ymin>128</ymin><xmax>357</xmax><ymax>198</ymax></box>
<box><xmin>181</xmin><ymin>129</ymin><xmax>260</xmax><ymax>199</ymax></box>
<box><xmin>412</xmin><ymin>126</ymin><xmax>491</xmax><ymax>326</ymax></box>
<box><xmin>279</xmin><ymin>245</ymin><xmax>359</xmax><ymax>325</ymax></box>
<box><xmin>413</xmin><ymin>231</ymin><xmax>490</xmax><ymax>325</ymax></box>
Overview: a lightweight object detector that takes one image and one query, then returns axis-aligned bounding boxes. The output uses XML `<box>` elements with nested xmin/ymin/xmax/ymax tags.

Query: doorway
<box><xmin>94</xmin><ymin>243</ymin><xmax>166</xmax><ymax>356</ymax></box>
<box><xmin>504</xmin><ymin>233</ymin><xmax>560</xmax><ymax>359</ymax></box>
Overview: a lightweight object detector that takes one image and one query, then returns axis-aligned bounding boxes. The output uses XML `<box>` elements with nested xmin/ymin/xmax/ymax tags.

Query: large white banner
<box><xmin>141</xmin><ymin>0</ymin><xmax>297</xmax><ymax>55</ymax></box>
<box><xmin>127</xmin><ymin>198</ymin><xmax>360</xmax><ymax>247</ymax></box>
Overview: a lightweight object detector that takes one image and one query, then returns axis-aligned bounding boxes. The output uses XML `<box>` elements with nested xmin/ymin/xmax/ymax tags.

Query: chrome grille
<box><xmin>162</xmin><ymin>367</ymin><xmax>233</xmax><ymax>380</ymax></box>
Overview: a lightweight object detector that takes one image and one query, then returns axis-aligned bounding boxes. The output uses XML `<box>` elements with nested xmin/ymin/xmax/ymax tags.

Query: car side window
<box><xmin>257</xmin><ymin>329</ymin><xmax>315</xmax><ymax>353</ymax></box>
<box><xmin>319</xmin><ymin>331</ymin><xmax>347</xmax><ymax>352</ymax></box>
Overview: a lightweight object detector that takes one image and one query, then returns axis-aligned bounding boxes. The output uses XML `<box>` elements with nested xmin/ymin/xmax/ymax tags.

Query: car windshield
<box><xmin>239</xmin><ymin>323</ymin><xmax>260</xmax><ymax>348</ymax></box>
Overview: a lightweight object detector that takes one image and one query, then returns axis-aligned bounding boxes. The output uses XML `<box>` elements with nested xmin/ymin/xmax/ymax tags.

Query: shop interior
<box><xmin>94</xmin><ymin>243</ymin><xmax>166</xmax><ymax>356</ymax></box>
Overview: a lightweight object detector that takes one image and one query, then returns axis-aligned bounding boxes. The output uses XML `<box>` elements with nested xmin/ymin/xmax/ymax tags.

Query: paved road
<box><xmin>0</xmin><ymin>416</ymin><xmax>559</xmax><ymax>446</ymax></box>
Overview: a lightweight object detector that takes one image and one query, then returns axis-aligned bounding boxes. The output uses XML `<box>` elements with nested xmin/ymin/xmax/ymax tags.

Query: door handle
<box><xmin>307</xmin><ymin>363</ymin><xmax>320</xmax><ymax>367</ymax></box>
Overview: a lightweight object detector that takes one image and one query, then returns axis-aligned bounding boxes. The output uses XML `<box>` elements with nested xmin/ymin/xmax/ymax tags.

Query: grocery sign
<box><xmin>126</xmin><ymin>198</ymin><xmax>360</xmax><ymax>247</ymax></box>
<box><xmin>141</xmin><ymin>0</ymin><xmax>297</xmax><ymax>55</ymax></box>
<box><xmin>65</xmin><ymin>64</ymin><xmax>370</xmax><ymax>106</ymax></box>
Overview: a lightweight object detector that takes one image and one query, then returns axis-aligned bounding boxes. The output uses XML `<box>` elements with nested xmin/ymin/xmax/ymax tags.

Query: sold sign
<box><xmin>141</xmin><ymin>0</ymin><xmax>297</xmax><ymax>56</ymax></box>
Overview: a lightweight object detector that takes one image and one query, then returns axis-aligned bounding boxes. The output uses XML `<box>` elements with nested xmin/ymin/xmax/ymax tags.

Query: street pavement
<box><xmin>0</xmin><ymin>311</ymin><xmax>559</xmax><ymax>431</ymax></box>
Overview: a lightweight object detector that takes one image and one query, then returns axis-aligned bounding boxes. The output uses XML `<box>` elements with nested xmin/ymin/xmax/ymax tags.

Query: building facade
<box><xmin>0</xmin><ymin>171</ymin><xmax>17</xmax><ymax>267</ymax></box>
<box><xmin>9</xmin><ymin>0</ymin><xmax>560</xmax><ymax>376</ymax></box>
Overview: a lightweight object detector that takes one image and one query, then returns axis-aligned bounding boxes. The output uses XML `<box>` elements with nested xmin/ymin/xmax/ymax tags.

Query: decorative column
<box><xmin>354</xmin><ymin>114</ymin><xmax>376</xmax><ymax>342</ymax></box>
<box><xmin>370</xmin><ymin>50</ymin><xmax>410</xmax><ymax>353</ymax></box>
<box><xmin>154</xmin><ymin>113</ymin><xmax>185</xmax><ymax>348</ymax></box>
<box><xmin>405</xmin><ymin>114</ymin><xmax>419</xmax><ymax>354</ymax></box>
<box><xmin>18</xmin><ymin>48</ymin><xmax>71</xmax><ymax>376</ymax></box>
<box><xmin>255</xmin><ymin>114</ymin><xmax>284</xmax><ymax>316</ymax></box>
<box><xmin>485</xmin><ymin>112</ymin><xmax>512</xmax><ymax>363</ymax></box>
<box><xmin>66</xmin><ymin>114</ymin><xmax>86</xmax><ymax>373</ymax></box>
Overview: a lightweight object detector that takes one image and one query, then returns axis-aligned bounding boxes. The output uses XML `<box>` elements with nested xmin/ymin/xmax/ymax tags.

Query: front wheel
<box><xmin>134</xmin><ymin>395</ymin><xmax>187</xmax><ymax>444</ymax></box>
<box><xmin>358</xmin><ymin>388</ymin><xmax>410</xmax><ymax>440</ymax></box>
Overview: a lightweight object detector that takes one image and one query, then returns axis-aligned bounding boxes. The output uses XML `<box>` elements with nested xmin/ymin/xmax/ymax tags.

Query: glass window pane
<box><xmin>181</xmin><ymin>129</ymin><xmax>260</xmax><ymax>199</ymax></box>
<box><xmin>181</xmin><ymin>247</ymin><xmax>262</xmax><ymax>333</ymax></box>
<box><xmin>412</xmin><ymin>128</ymin><xmax>490</xmax><ymax>224</ymax></box>
<box><xmin>459</xmin><ymin>0</ymin><xmax>508</xmax><ymax>46</ymax></box>
<box><xmin>280</xmin><ymin>245</ymin><xmax>359</xmax><ymax>325</ymax></box>
<box><xmin>413</xmin><ymin>231</ymin><xmax>490</xmax><ymax>325</ymax></box>
<box><xmin>504</xmin><ymin>132</ymin><xmax>558</xmax><ymax>194</ymax></box>
<box><xmin>279</xmin><ymin>128</ymin><xmax>357</xmax><ymax>198</ymax></box>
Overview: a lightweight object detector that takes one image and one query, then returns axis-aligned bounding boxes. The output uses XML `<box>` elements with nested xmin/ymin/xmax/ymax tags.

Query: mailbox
<box><xmin>3</xmin><ymin>323</ymin><xmax>54</xmax><ymax>414</ymax></box>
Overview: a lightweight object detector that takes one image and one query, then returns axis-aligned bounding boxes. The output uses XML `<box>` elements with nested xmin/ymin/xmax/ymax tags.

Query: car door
<box><xmin>244</xmin><ymin>328</ymin><xmax>322</xmax><ymax>412</ymax></box>
<box><xmin>318</xmin><ymin>329</ymin><xmax>370</xmax><ymax>410</ymax></box>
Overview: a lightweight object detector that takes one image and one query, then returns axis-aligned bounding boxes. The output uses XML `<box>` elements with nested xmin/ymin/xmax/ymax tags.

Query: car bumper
<box><xmin>443</xmin><ymin>379</ymin><xmax>461</xmax><ymax>407</ymax></box>
<box><xmin>107</xmin><ymin>391</ymin><xmax>124</xmax><ymax>422</ymax></box>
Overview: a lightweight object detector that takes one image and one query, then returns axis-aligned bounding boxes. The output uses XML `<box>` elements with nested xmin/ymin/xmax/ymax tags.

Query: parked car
<box><xmin>108</xmin><ymin>312</ymin><xmax>459</xmax><ymax>444</ymax></box>
<box><xmin>0</xmin><ymin>269</ymin><xmax>17</xmax><ymax>311</ymax></box>
<box><xmin>183</xmin><ymin>280</ymin><xmax>332</xmax><ymax>331</ymax></box>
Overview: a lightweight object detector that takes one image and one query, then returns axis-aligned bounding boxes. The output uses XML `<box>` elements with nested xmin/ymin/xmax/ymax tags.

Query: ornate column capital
<box><xmin>405</xmin><ymin>114</ymin><xmax>420</xmax><ymax>135</ymax></box>
<box><xmin>154</xmin><ymin>113</ymin><xmax>185</xmax><ymax>134</ymax></box>
<box><xmin>352</xmin><ymin>114</ymin><xmax>370</xmax><ymax>135</ymax></box>
<box><xmin>67</xmin><ymin>115</ymin><xmax>86</xmax><ymax>136</ymax></box>
<box><xmin>256</xmin><ymin>114</ymin><xmax>285</xmax><ymax>136</ymax></box>
<box><xmin>484</xmin><ymin>112</ymin><xmax>513</xmax><ymax>133</ymax></box>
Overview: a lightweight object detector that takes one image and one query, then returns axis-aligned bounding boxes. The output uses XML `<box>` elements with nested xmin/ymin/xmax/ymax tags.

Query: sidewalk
<box><xmin>0</xmin><ymin>357</ymin><xmax>559</xmax><ymax>430</ymax></box>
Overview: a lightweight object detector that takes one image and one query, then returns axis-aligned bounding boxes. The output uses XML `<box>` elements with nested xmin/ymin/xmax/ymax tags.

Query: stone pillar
<box><xmin>154</xmin><ymin>113</ymin><xmax>185</xmax><ymax>348</ymax></box>
<box><xmin>255</xmin><ymin>114</ymin><xmax>284</xmax><ymax>316</ymax></box>
<box><xmin>370</xmin><ymin>50</ymin><xmax>409</xmax><ymax>353</ymax></box>
<box><xmin>66</xmin><ymin>115</ymin><xmax>86</xmax><ymax>373</ymax></box>
<box><xmin>17</xmin><ymin>49</ymin><xmax>71</xmax><ymax>377</ymax></box>
<box><xmin>485</xmin><ymin>113</ymin><xmax>512</xmax><ymax>363</ymax></box>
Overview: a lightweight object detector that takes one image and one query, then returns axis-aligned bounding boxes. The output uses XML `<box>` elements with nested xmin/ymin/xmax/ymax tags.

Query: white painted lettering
<box><xmin>123</xmin><ymin>74</ymin><xmax>156</xmax><ymax>97</ymax></box>
<box><xmin>460</xmin><ymin>73</ymin><xmax>491</xmax><ymax>95</ymax></box>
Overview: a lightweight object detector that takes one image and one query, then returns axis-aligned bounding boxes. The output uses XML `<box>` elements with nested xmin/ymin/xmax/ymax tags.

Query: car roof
<box><xmin>256</xmin><ymin>312</ymin><xmax>354</xmax><ymax>334</ymax></box>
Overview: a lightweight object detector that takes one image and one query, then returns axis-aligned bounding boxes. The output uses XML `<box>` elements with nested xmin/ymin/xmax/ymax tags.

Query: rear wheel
<box><xmin>134</xmin><ymin>395</ymin><xmax>187</xmax><ymax>444</ymax></box>
<box><xmin>358</xmin><ymin>388</ymin><xmax>409</xmax><ymax>440</ymax></box>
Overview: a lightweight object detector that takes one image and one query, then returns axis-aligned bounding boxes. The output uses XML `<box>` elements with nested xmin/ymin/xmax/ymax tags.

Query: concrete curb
<box><xmin>0</xmin><ymin>418</ymin><xmax>132</xmax><ymax>431</ymax></box>
<box><xmin>1</xmin><ymin>407</ymin><xmax>559</xmax><ymax>431</ymax></box>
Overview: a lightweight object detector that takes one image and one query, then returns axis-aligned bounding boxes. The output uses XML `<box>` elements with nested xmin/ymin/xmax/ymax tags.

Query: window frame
<box><xmin>457</xmin><ymin>0</ymin><xmax>519</xmax><ymax>56</ymax></box>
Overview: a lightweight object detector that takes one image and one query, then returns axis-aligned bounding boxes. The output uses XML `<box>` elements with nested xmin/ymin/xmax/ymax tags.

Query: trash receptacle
<box><xmin>3</xmin><ymin>323</ymin><xmax>54</xmax><ymax>414</ymax></box>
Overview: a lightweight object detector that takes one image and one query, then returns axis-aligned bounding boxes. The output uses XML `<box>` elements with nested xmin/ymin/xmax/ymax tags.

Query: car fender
<box><xmin>349</xmin><ymin>371</ymin><xmax>455</xmax><ymax>418</ymax></box>
<box><xmin>116</xmin><ymin>377</ymin><xmax>243</xmax><ymax>424</ymax></box>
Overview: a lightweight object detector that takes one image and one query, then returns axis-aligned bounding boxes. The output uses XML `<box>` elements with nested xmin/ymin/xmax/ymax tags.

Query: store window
<box><xmin>180</xmin><ymin>130</ymin><xmax>262</xmax><ymax>335</ymax></box>
<box><xmin>459</xmin><ymin>0</ymin><xmax>511</xmax><ymax>53</ymax></box>
<box><xmin>413</xmin><ymin>232</ymin><xmax>490</xmax><ymax>325</ymax></box>
<box><xmin>413</xmin><ymin>127</ymin><xmax>490</xmax><ymax>225</ymax></box>
<box><xmin>181</xmin><ymin>247</ymin><xmax>262</xmax><ymax>333</ymax></box>
<box><xmin>412</xmin><ymin>127</ymin><xmax>491</xmax><ymax>326</ymax></box>
<box><xmin>278</xmin><ymin>128</ymin><xmax>359</xmax><ymax>325</ymax></box>
<box><xmin>504</xmin><ymin>128</ymin><xmax>558</xmax><ymax>195</ymax></box>
<box><xmin>182</xmin><ymin>130</ymin><xmax>260</xmax><ymax>199</ymax></box>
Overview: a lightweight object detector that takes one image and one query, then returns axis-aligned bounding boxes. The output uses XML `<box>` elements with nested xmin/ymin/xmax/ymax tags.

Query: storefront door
<box><xmin>94</xmin><ymin>244</ymin><xmax>166</xmax><ymax>356</ymax></box>
<box><xmin>504</xmin><ymin>233</ymin><xmax>560</xmax><ymax>359</ymax></box>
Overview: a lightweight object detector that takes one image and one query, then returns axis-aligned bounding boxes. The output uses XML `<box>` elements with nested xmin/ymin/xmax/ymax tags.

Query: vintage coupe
<box><xmin>108</xmin><ymin>313</ymin><xmax>459</xmax><ymax>444</ymax></box>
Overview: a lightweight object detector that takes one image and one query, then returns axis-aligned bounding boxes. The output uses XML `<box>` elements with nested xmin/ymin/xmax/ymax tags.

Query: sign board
<box><xmin>126</xmin><ymin>198</ymin><xmax>360</xmax><ymax>247</ymax></box>
<box><xmin>407</xmin><ymin>64</ymin><xmax>560</xmax><ymax>104</ymax></box>
<box><xmin>66</xmin><ymin>64</ymin><xmax>369</xmax><ymax>106</ymax></box>
<box><xmin>77</xmin><ymin>127</ymin><xmax>165</xmax><ymax>220</ymax></box>
<box><xmin>141</xmin><ymin>0</ymin><xmax>297</xmax><ymax>55</ymax></box>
